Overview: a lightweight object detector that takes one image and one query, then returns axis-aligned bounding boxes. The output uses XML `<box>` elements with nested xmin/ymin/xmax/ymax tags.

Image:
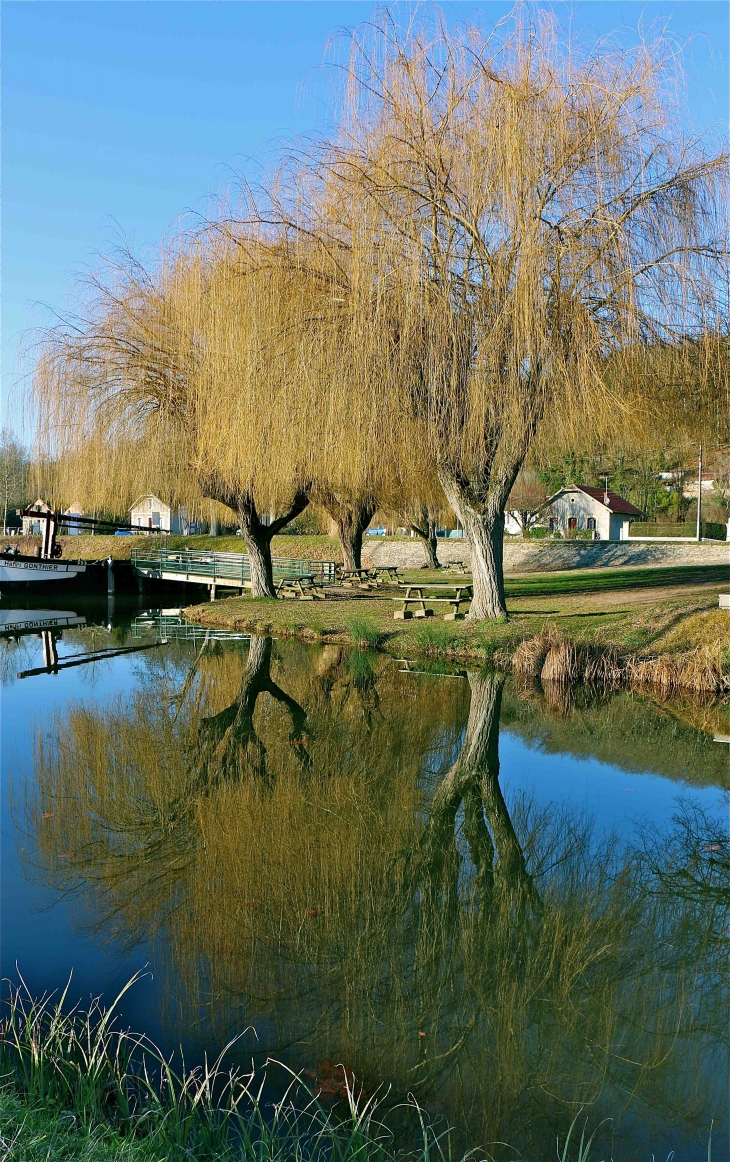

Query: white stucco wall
<box><xmin>549</xmin><ymin>489</ymin><xmax>612</xmax><ymax>538</ymax></box>
<box><xmin>130</xmin><ymin>496</ymin><xmax>171</xmax><ymax>532</ymax></box>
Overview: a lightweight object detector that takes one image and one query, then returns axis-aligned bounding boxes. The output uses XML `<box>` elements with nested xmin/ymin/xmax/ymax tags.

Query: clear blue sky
<box><xmin>2</xmin><ymin>2</ymin><xmax>728</xmax><ymax>425</ymax></box>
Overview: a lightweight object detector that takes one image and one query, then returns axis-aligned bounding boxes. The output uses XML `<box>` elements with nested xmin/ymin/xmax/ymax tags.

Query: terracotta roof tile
<box><xmin>574</xmin><ymin>486</ymin><xmax>643</xmax><ymax>515</ymax></box>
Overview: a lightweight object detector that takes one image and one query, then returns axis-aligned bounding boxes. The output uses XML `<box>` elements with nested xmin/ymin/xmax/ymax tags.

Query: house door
<box><xmin>568</xmin><ymin>517</ymin><xmax>577</xmax><ymax>531</ymax></box>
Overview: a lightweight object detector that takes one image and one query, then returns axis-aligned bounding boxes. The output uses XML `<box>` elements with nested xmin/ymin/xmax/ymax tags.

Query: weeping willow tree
<box><xmin>291</xmin><ymin>6</ymin><xmax>728</xmax><ymax>618</ymax></box>
<box><xmin>30</xmin><ymin>244</ymin><xmax>326</xmax><ymax>594</ymax></box>
<box><xmin>30</xmin><ymin>213</ymin><xmax>423</xmax><ymax>586</ymax></box>
<box><xmin>225</xmin><ymin>170</ymin><xmax>434</xmax><ymax>573</ymax></box>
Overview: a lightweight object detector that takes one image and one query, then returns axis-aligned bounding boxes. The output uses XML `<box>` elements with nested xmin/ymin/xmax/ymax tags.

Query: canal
<box><xmin>2</xmin><ymin>594</ymin><xmax>727</xmax><ymax>1158</ymax></box>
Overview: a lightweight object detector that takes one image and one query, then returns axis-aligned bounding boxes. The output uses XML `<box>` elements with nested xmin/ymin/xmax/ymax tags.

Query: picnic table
<box><xmin>337</xmin><ymin>567</ymin><xmax>376</xmax><ymax>589</ymax></box>
<box><xmin>445</xmin><ymin>561</ymin><xmax>470</xmax><ymax>575</ymax></box>
<box><xmin>275</xmin><ymin>574</ymin><xmax>323</xmax><ymax>600</ymax></box>
<box><xmin>372</xmin><ymin>565</ymin><xmax>400</xmax><ymax>584</ymax></box>
<box><xmin>393</xmin><ymin>582</ymin><xmax>473</xmax><ymax>620</ymax></box>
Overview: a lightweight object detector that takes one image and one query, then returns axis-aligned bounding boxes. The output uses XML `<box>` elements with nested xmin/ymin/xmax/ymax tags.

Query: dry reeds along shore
<box><xmin>512</xmin><ymin>624</ymin><xmax>730</xmax><ymax>695</ymax></box>
<box><xmin>27</xmin><ymin>6</ymin><xmax>728</xmax><ymax>617</ymax></box>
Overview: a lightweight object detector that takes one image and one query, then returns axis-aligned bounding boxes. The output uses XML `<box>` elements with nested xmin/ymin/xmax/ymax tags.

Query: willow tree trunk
<box><xmin>422</xmin><ymin>530</ymin><xmax>440</xmax><ymax>569</ymax></box>
<box><xmin>200</xmin><ymin>476</ymin><xmax>309</xmax><ymax>599</ymax></box>
<box><xmin>238</xmin><ymin>490</ymin><xmax>309</xmax><ymax>597</ymax></box>
<box><xmin>439</xmin><ymin>470</ymin><xmax>508</xmax><ymax>620</ymax></box>
<box><xmin>316</xmin><ymin>493</ymin><xmax>377</xmax><ymax>572</ymax></box>
<box><xmin>239</xmin><ymin>517</ymin><xmax>277</xmax><ymax>596</ymax></box>
<box><xmin>409</xmin><ymin>509</ymin><xmax>441</xmax><ymax>568</ymax></box>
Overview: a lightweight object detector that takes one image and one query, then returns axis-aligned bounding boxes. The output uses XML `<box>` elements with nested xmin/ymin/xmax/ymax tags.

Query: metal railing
<box><xmin>131</xmin><ymin>547</ymin><xmax>337</xmax><ymax>586</ymax></box>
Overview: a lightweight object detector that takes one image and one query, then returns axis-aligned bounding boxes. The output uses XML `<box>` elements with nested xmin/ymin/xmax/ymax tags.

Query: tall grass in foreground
<box><xmin>0</xmin><ymin>973</ymin><xmax>394</xmax><ymax>1162</ymax></box>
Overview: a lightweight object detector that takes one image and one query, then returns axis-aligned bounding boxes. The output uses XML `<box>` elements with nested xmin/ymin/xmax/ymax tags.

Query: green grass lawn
<box><xmin>185</xmin><ymin>580</ymin><xmax>728</xmax><ymax>673</ymax></box>
<box><xmin>394</xmin><ymin>562</ymin><xmax>730</xmax><ymax>596</ymax></box>
<box><xmin>49</xmin><ymin>533</ymin><xmax>344</xmax><ymax>561</ymax></box>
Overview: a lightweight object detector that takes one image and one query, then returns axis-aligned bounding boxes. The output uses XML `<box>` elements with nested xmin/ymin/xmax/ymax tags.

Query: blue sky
<box><xmin>3</xmin><ymin>2</ymin><xmax>728</xmax><ymax>425</ymax></box>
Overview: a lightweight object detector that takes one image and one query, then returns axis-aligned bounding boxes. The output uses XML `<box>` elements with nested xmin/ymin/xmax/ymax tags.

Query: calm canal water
<box><xmin>2</xmin><ymin>595</ymin><xmax>728</xmax><ymax>1159</ymax></box>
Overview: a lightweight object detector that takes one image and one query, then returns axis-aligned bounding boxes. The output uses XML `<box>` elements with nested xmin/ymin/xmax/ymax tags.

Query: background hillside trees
<box><xmin>0</xmin><ymin>429</ymin><xmax>30</xmax><ymax>531</ymax></box>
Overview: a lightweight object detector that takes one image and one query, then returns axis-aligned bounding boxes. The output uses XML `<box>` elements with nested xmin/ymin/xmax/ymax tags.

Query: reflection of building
<box><xmin>547</xmin><ymin>486</ymin><xmax>642</xmax><ymax>541</ymax></box>
<box><xmin>128</xmin><ymin>495</ymin><xmax>192</xmax><ymax>534</ymax></box>
<box><xmin>22</xmin><ymin>498</ymin><xmax>53</xmax><ymax>536</ymax></box>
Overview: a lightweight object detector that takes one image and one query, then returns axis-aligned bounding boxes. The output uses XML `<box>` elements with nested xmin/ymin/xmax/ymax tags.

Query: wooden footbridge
<box><xmin>131</xmin><ymin>547</ymin><xmax>337</xmax><ymax>599</ymax></box>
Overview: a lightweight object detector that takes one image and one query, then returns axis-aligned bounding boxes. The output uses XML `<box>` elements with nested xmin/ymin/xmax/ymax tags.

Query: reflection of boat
<box><xmin>0</xmin><ymin>555</ymin><xmax>86</xmax><ymax>584</ymax></box>
<box><xmin>0</xmin><ymin>609</ymin><xmax>86</xmax><ymax>634</ymax></box>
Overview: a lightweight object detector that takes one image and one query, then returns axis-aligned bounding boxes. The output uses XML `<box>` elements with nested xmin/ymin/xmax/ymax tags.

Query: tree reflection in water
<box><xmin>18</xmin><ymin>638</ymin><xmax>728</xmax><ymax>1157</ymax></box>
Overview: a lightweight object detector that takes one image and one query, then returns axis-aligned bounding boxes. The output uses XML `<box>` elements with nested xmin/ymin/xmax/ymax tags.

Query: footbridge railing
<box><xmin>131</xmin><ymin>547</ymin><xmax>337</xmax><ymax>588</ymax></box>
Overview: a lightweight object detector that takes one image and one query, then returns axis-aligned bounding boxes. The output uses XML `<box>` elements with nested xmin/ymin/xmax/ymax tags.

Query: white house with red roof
<box><xmin>546</xmin><ymin>486</ymin><xmax>642</xmax><ymax>541</ymax></box>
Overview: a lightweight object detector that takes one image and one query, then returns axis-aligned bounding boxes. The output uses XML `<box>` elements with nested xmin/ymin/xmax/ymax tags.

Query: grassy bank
<box><xmin>15</xmin><ymin>533</ymin><xmax>344</xmax><ymax>562</ymax></box>
<box><xmin>0</xmin><ymin>977</ymin><xmax>408</xmax><ymax>1162</ymax></box>
<box><xmin>185</xmin><ymin>572</ymin><xmax>730</xmax><ymax>694</ymax></box>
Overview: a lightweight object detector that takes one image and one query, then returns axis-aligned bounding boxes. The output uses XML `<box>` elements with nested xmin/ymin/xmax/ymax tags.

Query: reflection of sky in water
<box><xmin>499</xmin><ymin>731</ymin><xmax>726</xmax><ymax>832</ymax></box>
<box><xmin>2</xmin><ymin>636</ymin><xmax>163</xmax><ymax>1040</ymax></box>
<box><xmin>2</xmin><ymin>615</ymin><xmax>727</xmax><ymax>1155</ymax></box>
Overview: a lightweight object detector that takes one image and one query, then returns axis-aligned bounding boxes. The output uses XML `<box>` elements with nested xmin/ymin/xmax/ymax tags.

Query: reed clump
<box><xmin>511</xmin><ymin>630</ymin><xmax>555</xmax><ymax>677</ymax></box>
<box><xmin>627</xmin><ymin>642</ymin><xmax>730</xmax><ymax>696</ymax></box>
<box><xmin>512</xmin><ymin>627</ymin><xmax>730</xmax><ymax>694</ymax></box>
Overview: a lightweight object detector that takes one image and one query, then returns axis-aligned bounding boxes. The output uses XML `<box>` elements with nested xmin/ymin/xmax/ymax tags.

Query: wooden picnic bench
<box><xmin>445</xmin><ymin>561</ymin><xmax>470</xmax><ymax>575</ymax></box>
<box><xmin>393</xmin><ymin>583</ymin><xmax>473</xmax><ymax>620</ymax></box>
<box><xmin>338</xmin><ymin>567</ymin><xmax>377</xmax><ymax>589</ymax></box>
<box><xmin>372</xmin><ymin>565</ymin><xmax>400</xmax><ymax>584</ymax></box>
<box><xmin>275</xmin><ymin>575</ymin><xmax>323</xmax><ymax>600</ymax></box>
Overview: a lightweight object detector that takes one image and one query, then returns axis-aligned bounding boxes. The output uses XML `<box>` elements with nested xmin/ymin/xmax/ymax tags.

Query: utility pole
<box><xmin>696</xmin><ymin>443</ymin><xmax>703</xmax><ymax>541</ymax></box>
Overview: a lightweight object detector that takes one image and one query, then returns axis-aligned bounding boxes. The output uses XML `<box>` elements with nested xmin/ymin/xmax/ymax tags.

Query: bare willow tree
<box><xmin>226</xmin><ymin>144</ymin><xmax>439</xmax><ymax>575</ymax></box>
<box><xmin>302</xmin><ymin>7</ymin><xmax>728</xmax><ymax>618</ymax></box>
<box><xmin>30</xmin><ymin>243</ymin><xmax>336</xmax><ymax>596</ymax></box>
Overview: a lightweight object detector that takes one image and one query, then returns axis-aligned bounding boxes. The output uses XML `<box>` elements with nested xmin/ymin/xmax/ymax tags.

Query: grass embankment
<box><xmin>185</xmin><ymin>565</ymin><xmax>730</xmax><ymax>695</ymax></box>
<box><xmin>0</xmin><ymin>977</ymin><xmax>402</xmax><ymax>1162</ymax></box>
<box><xmin>16</xmin><ymin>533</ymin><xmax>344</xmax><ymax>562</ymax></box>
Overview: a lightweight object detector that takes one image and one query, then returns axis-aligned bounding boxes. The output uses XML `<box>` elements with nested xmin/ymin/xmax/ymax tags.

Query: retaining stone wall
<box><xmin>363</xmin><ymin>537</ymin><xmax>729</xmax><ymax>573</ymax></box>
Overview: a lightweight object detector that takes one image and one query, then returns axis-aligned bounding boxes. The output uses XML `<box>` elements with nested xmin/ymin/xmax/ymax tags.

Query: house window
<box><xmin>568</xmin><ymin>517</ymin><xmax>577</xmax><ymax>531</ymax></box>
<box><xmin>587</xmin><ymin>517</ymin><xmax>596</xmax><ymax>530</ymax></box>
<box><xmin>549</xmin><ymin>518</ymin><xmax>557</xmax><ymax>533</ymax></box>
<box><xmin>152</xmin><ymin>511</ymin><xmax>161</xmax><ymax>527</ymax></box>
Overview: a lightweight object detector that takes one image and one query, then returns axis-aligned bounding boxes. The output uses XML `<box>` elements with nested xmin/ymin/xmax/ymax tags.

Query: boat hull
<box><xmin>0</xmin><ymin>557</ymin><xmax>87</xmax><ymax>584</ymax></box>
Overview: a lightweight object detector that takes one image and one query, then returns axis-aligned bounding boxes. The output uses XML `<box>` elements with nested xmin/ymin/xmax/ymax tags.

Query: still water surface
<box><xmin>2</xmin><ymin>596</ymin><xmax>728</xmax><ymax>1159</ymax></box>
